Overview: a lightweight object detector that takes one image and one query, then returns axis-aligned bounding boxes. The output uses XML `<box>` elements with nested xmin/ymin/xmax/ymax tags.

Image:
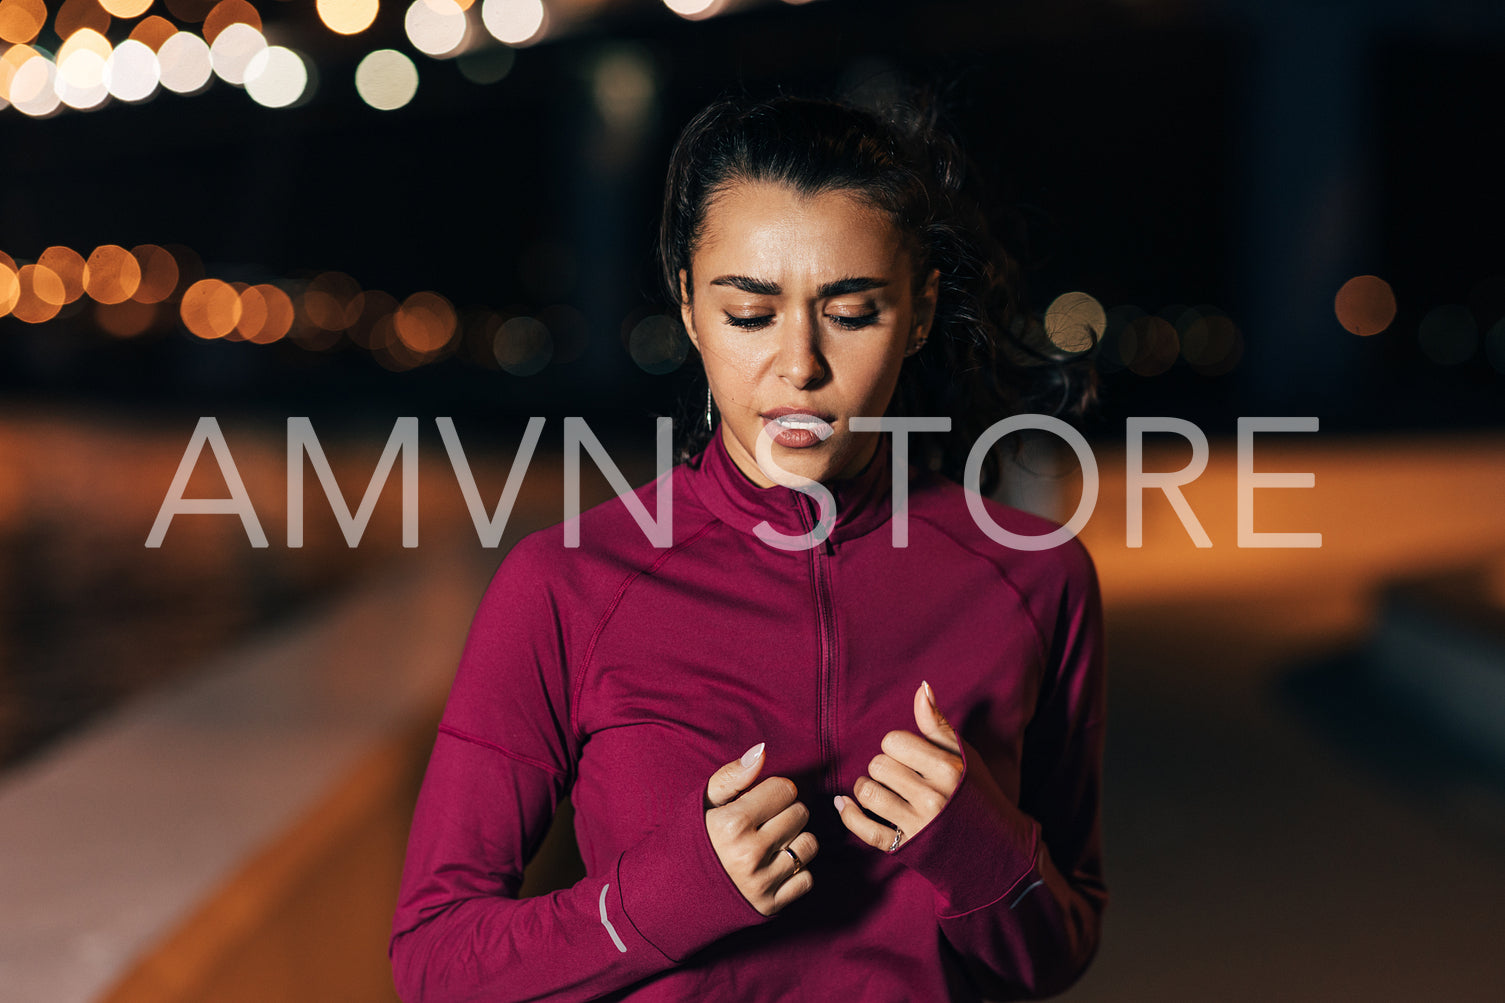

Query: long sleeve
<box><xmin>892</xmin><ymin>540</ymin><xmax>1108</xmax><ymax>1000</ymax></box>
<box><xmin>388</xmin><ymin>536</ymin><xmax>774</xmax><ymax>1003</ymax></box>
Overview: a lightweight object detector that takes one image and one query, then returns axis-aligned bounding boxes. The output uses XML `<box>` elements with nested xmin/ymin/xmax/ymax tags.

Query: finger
<box><xmin>832</xmin><ymin>793</ymin><xmax>903</xmax><ymax>852</ymax></box>
<box><xmin>850</xmin><ymin>775</ymin><xmax>915</xmax><ymax>833</ymax></box>
<box><xmin>705</xmin><ymin>742</ymin><xmax>765</xmax><ymax>809</ymax></box>
<box><xmin>771</xmin><ymin>829</ymin><xmax>820</xmax><ymax>880</ymax></box>
<box><xmin>729</xmin><ymin>776</ymin><xmax>801</xmax><ymax>828</ymax></box>
<box><xmin>868</xmin><ymin>753</ymin><xmax>948</xmax><ymax>821</ymax></box>
<box><xmin>768</xmin><ymin>861</ymin><xmax>814</xmax><ymax>913</ymax></box>
<box><xmin>878</xmin><ymin>731</ymin><xmax>963</xmax><ymax>792</ymax></box>
<box><xmin>756</xmin><ymin>798</ymin><xmax>811</xmax><ymax>858</ymax></box>
<box><xmin>914</xmin><ymin>680</ymin><xmax>961</xmax><ymax>755</ymax></box>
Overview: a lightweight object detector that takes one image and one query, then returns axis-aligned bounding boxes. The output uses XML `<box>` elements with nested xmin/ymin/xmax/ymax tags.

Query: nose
<box><xmin>773</xmin><ymin>310</ymin><xmax>827</xmax><ymax>388</ymax></box>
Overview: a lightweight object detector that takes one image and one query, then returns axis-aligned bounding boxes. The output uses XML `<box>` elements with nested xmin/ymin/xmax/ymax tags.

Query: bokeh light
<box><xmin>662</xmin><ymin>0</ymin><xmax>722</xmax><ymax>20</ymax></box>
<box><xmin>317</xmin><ymin>0</ymin><xmax>378</xmax><ymax>35</ymax></box>
<box><xmin>104</xmin><ymin>39</ymin><xmax>161</xmax><ymax>101</ymax></box>
<box><xmin>164</xmin><ymin>0</ymin><xmax>215</xmax><ymax>23</ymax></box>
<box><xmin>345</xmin><ymin>288</ymin><xmax>398</xmax><ymax>349</ymax></box>
<box><xmin>12</xmin><ymin>263</ymin><xmax>66</xmax><ymax>323</ymax></box>
<box><xmin>180</xmin><ymin>278</ymin><xmax>242</xmax><ymax>338</ymax></box>
<box><xmin>130</xmin><ymin>244</ymin><xmax>180</xmax><ymax>303</ymax></box>
<box><xmin>592</xmin><ymin>45</ymin><xmax>655</xmax><ymax>133</ymax></box>
<box><xmin>1177</xmin><ymin>305</ymin><xmax>1243</xmax><ymax>376</ymax></box>
<box><xmin>10</xmin><ymin>50</ymin><xmax>61</xmax><ymax>117</ymax></box>
<box><xmin>481</xmin><ymin>0</ymin><xmax>545</xmax><ymax>45</ymax></box>
<box><xmin>56</xmin><ymin>28</ymin><xmax>113</xmax><ymax>110</ymax></box>
<box><xmin>1334</xmin><ymin>275</ymin><xmax>1396</xmax><ymax>336</ymax></box>
<box><xmin>128</xmin><ymin>15</ymin><xmax>177</xmax><ymax>50</ymax></box>
<box><xmin>394</xmin><ymin>290</ymin><xmax>458</xmax><ymax>354</ymax></box>
<box><xmin>0</xmin><ymin>0</ymin><xmax>47</xmax><ymax>46</ymax></box>
<box><xmin>493</xmin><ymin>315</ymin><xmax>551</xmax><ymax>375</ymax></box>
<box><xmin>100</xmin><ymin>0</ymin><xmax>152</xmax><ymax>17</ymax></box>
<box><xmin>83</xmin><ymin>244</ymin><xmax>143</xmax><ymax>304</ymax></box>
<box><xmin>1417</xmin><ymin>304</ymin><xmax>1477</xmax><ymax>365</ymax></box>
<box><xmin>628</xmin><ymin>314</ymin><xmax>689</xmax><ymax>374</ymax></box>
<box><xmin>38</xmin><ymin>246</ymin><xmax>87</xmax><ymax>303</ymax></box>
<box><xmin>303</xmin><ymin>271</ymin><xmax>363</xmax><ymax>330</ymax></box>
<box><xmin>236</xmin><ymin>283</ymin><xmax>294</xmax><ymax>343</ymax></box>
<box><xmin>158</xmin><ymin>31</ymin><xmax>212</xmax><ymax>93</ymax></box>
<box><xmin>0</xmin><ymin>259</ymin><xmax>20</xmax><ymax>317</ymax></box>
<box><xmin>355</xmin><ymin>49</ymin><xmax>418</xmax><ymax>110</ymax></box>
<box><xmin>1043</xmin><ymin>291</ymin><xmax>1104</xmax><ymax>354</ymax></box>
<box><xmin>55</xmin><ymin>0</ymin><xmax>111</xmax><ymax>39</ymax></box>
<box><xmin>244</xmin><ymin>46</ymin><xmax>308</xmax><ymax>107</ymax></box>
<box><xmin>202</xmin><ymin>0</ymin><xmax>260</xmax><ymax>44</ymax></box>
<box><xmin>405</xmin><ymin>0</ymin><xmax>467</xmax><ymax>58</ymax></box>
<box><xmin>209</xmin><ymin>22</ymin><xmax>266</xmax><ymax>85</ymax></box>
<box><xmin>1120</xmin><ymin>314</ymin><xmax>1179</xmax><ymax>377</ymax></box>
<box><xmin>456</xmin><ymin>46</ymin><xmax>514</xmax><ymax>85</ymax></box>
<box><xmin>96</xmin><ymin>299</ymin><xmax>158</xmax><ymax>337</ymax></box>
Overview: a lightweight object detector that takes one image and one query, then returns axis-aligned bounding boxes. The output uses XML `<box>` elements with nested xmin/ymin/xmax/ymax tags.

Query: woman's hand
<box><xmin>703</xmin><ymin>743</ymin><xmax>819</xmax><ymax>916</ymax></box>
<box><xmin>834</xmin><ymin>681</ymin><xmax>964</xmax><ymax>852</ymax></box>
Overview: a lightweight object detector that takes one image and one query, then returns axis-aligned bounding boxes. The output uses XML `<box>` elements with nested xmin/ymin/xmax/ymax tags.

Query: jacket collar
<box><xmin>687</xmin><ymin>423</ymin><xmax>894</xmax><ymax>546</ymax></box>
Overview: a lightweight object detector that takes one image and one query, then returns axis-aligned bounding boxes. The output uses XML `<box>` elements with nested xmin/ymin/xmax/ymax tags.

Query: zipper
<box><xmin>797</xmin><ymin>495</ymin><xmax>839</xmax><ymax>795</ymax></box>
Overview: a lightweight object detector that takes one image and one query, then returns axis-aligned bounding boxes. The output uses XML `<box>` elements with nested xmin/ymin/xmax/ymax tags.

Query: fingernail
<box><xmin>832</xmin><ymin>795</ymin><xmax>847</xmax><ymax>813</ymax></box>
<box><xmin>741</xmin><ymin>742</ymin><xmax>765</xmax><ymax>768</ymax></box>
<box><xmin>923</xmin><ymin>680</ymin><xmax>936</xmax><ymax>707</ymax></box>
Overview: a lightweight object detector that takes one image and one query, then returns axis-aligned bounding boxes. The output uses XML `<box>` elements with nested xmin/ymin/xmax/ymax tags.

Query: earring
<box><xmin>705</xmin><ymin>386</ymin><xmax>714</xmax><ymax>430</ymax></box>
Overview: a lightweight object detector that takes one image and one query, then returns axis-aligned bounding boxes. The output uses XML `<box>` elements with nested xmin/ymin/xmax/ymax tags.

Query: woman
<box><xmin>390</xmin><ymin>92</ymin><xmax>1106</xmax><ymax>1002</ymax></box>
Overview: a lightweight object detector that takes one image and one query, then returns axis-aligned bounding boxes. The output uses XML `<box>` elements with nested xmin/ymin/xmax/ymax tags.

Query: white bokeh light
<box><xmin>12</xmin><ymin>55</ymin><xmax>62</xmax><ymax>117</ymax></box>
<box><xmin>405</xmin><ymin>0</ymin><xmax>468</xmax><ymax>57</ymax></box>
<box><xmin>663</xmin><ymin>0</ymin><xmax>720</xmax><ymax>19</ymax></box>
<box><xmin>56</xmin><ymin>50</ymin><xmax>110</xmax><ymax>110</ymax></box>
<box><xmin>159</xmin><ymin>32</ymin><xmax>213</xmax><ymax>94</ymax></box>
<box><xmin>481</xmin><ymin>0</ymin><xmax>545</xmax><ymax>45</ymax></box>
<box><xmin>355</xmin><ymin>49</ymin><xmax>419</xmax><ymax>111</ymax></box>
<box><xmin>244</xmin><ymin>46</ymin><xmax>308</xmax><ymax>108</ymax></box>
<box><xmin>210</xmin><ymin>23</ymin><xmax>268</xmax><ymax>86</ymax></box>
<box><xmin>104</xmin><ymin>40</ymin><xmax>161</xmax><ymax>102</ymax></box>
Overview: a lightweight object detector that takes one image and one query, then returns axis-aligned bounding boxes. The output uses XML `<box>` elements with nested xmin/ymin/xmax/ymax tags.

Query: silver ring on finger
<box><xmin>783</xmin><ymin>844</ymin><xmax>803</xmax><ymax>874</ymax></box>
<box><xmin>886</xmin><ymin>826</ymin><xmax>903</xmax><ymax>853</ymax></box>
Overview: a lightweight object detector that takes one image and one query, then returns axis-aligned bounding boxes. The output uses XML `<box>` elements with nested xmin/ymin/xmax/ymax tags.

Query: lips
<box><xmin>759</xmin><ymin>408</ymin><xmax>835</xmax><ymax>448</ymax></box>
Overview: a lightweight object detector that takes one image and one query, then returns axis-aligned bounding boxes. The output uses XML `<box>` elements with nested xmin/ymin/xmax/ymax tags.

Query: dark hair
<box><xmin>658</xmin><ymin>89</ymin><xmax>1096</xmax><ymax>496</ymax></box>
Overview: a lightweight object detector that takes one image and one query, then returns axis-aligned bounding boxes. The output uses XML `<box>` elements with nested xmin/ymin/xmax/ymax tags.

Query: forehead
<box><xmin>695</xmin><ymin>180</ymin><xmax>909</xmax><ymax>280</ymax></box>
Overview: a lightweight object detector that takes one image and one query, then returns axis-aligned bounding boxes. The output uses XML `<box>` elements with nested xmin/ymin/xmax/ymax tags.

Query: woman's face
<box><xmin>680</xmin><ymin>179</ymin><xmax>939</xmax><ymax>488</ymax></box>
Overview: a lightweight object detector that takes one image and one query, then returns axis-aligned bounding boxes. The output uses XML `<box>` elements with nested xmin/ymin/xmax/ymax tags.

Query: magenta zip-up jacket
<box><xmin>390</xmin><ymin>426</ymin><xmax>1107</xmax><ymax>1002</ymax></box>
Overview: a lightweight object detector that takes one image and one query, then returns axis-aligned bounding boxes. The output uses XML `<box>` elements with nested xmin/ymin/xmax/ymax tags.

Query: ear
<box><xmin>679</xmin><ymin>268</ymin><xmax>699</xmax><ymax>352</ymax></box>
<box><xmin>906</xmin><ymin>268</ymin><xmax>941</xmax><ymax>355</ymax></box>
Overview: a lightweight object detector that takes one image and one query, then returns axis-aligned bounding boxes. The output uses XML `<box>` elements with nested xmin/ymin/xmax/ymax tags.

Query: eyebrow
<box><xmin>707</xmin><ymin>275</ymin><xmax>889</xmax><ymax>298</ymax></box>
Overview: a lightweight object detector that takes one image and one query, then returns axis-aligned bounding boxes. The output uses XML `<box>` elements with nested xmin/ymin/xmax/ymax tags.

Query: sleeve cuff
<box><xmin>892</xmin><ymin>745</ymin><xmax>1042</xmax><ymax>916</ymax></box>
<box><xmin>613</xmin><ymin>780</ymin><xmax>773</xmax><ymax>963</ymax></box>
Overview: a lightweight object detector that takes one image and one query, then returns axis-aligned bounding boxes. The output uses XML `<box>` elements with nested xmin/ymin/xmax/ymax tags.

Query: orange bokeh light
<box><xmin>252</xmin><ymin>284</ymin><xmax>294</xmax><ymax>343</ymax></box>
<box><xmin>83</xmin><ymin>244</ymin><xmax>144</xmax><ymax>304</ymax></box>
<box><xmin>130</xmin><ymin>244</ymin><xmax>181</xmax><ymax>303</ymax></box>
<box><xmin>38</xmin><ymin>246</ymin><xmax>87</xmax><ymax>304</ymax></box>
<box><xmin>316</xmin><ymin>0</ymin><xmax>379</xmax><ymax>34</ymax></box>
<box><xmin>100</xmin><ymin>0</ymin><xmax>153</xmax><ymax>17</ymax></box>
<box><xmin>0</xmin><ymin>0</ymin><xmax>46</xmax><ymax>46</ymax></box>
<box><xmin>303</xmin><ymin>271</ymin><xmax>363</xmax><ymax>330</ymax></box>
<box><xmin>202</xmin><ymin>0</ymin><xmax>261</xmax><ymax>44</ymax></box>
<box><xmin>128</xmin><ymin>14</ymin><xmax>178</xmax><ymax>50</ymax></box>
<box><xmin>394</xmin><ymin>290</ymin><xmax>458</xmax><ymax>354</ymax></box>
<box><xmin>1334</xmin><ymin>275</ymin><xmax>1397</xmax><ymax>337</ymax></box>
<box><xmin>55</xmin><ymin>0</ymin><xmax>112</xmax><ymax>40</ymax></box>
<box><xmin>0</xmin><ymin>260</ymin><xmax>20</xmax><ymax>317</ymax></box>
<box><xmin>96</xmin><ymin>299</ymin><xmax>159</xmax><ymax>337</ymax></box>
<box><xmin>180</xmin><ymin>278</ymin><xmax>243</xmax><ymax>338</ymax></box>
<box><xmin>12</xmin><ymin>264</ymin><xmax>66</xmax><ymax>323</ymax></box>
<box><xmin>236</xmin><ymin>283</ymin><xmax>295</xmax><ymax>343</ymax></box>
